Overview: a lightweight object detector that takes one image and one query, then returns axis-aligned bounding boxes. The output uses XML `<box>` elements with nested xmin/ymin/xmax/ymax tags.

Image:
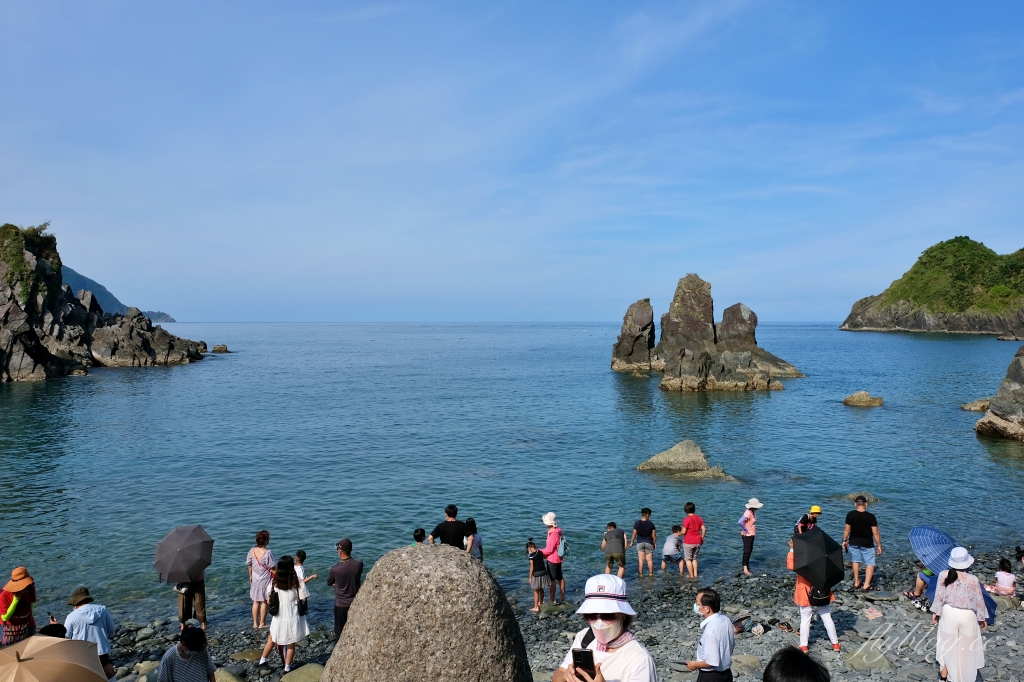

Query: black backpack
<box><xmin>809</xmin><ymin>587</ymin><xmax>831</xmax><ymax>607</ymax></box>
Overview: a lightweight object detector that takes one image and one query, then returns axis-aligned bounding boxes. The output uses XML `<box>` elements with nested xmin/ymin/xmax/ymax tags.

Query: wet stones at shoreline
<box><xmin>510</xmin><ymin>550</ymin><xmax>1024</xmax><ymax>682</ymax></box>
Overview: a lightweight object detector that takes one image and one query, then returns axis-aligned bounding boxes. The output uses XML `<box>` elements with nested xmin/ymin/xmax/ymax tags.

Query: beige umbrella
<box><xmin>0</xmin><ymin>636</ymin><xmax>107</xmax><ymax>682</ymax></box>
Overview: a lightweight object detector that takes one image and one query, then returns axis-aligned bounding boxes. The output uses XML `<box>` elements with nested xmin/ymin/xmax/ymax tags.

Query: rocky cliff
<box><xmin>654</xmin><ymin>274</ymin><xmax>802</xmax><ymax>391</ymax></box>
<box><xmin>611</xmin><ymin>298</ymin><xmax>657</xmax><ymax>371</ymax></box>
<box><xmin>840</xmin><ymin>237</ymin><xmax>1024</xmax><ymax>339</ymax></box>
<box><xmin>0</xmin><ymin>223</ymin><xmax>204</xmax><ymax>381</ymax></box>
<box><xmin>975</xmin><ymin>346</ymin><xmax>1024</xmax><ymax>442</ymax></box>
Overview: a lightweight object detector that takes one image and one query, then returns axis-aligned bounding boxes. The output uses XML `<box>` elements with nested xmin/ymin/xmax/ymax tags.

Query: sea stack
<box><xmin>0</xmin><ymin>223</ymin><xmax>204</xmax><ymax>381</ymax></box>
<box><xmin>611</xmin><ymin>298</ymin><xmax>657</xmax><ymax>371</ymax></box>
<box><xmin>655</xmin><ymin>274</ymin><xmax>802</xmax><ymax>391</ymax></box>
<box><xmin>975</xmin><ymin>346</ymin><xmax>1024</xmax><ymax>442</ymax></box>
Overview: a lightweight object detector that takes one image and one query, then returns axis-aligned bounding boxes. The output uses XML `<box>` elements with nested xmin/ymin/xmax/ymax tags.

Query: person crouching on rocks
<box><xmin>553</xmin><ymin>574</ymin><xmax>657</xmax><ymax>682</ymax></box>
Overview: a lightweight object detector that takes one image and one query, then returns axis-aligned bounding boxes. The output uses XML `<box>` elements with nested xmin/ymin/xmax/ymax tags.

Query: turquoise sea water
<box><xmin>2</xmin><ymin>323</ymin><xmax>1023</xmax><ymax>628</ymax></box>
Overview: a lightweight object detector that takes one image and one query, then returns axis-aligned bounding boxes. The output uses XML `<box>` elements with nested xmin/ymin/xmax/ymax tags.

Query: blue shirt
<box><xmin>697</xmin><ymin>612</ymin><xmax>734</xmax><ymax>671</ymax></box>
<box><xmin>64</xmin><ymin>603</ymin><xmax>116</xmax><ymax>655</ymax></box>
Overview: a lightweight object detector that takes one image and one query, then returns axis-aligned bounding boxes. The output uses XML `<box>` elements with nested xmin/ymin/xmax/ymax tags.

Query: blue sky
<box><xmin>2</xmin><ymin>2</ymin><xmax>1022</xmax><ymax>322</ymax></box>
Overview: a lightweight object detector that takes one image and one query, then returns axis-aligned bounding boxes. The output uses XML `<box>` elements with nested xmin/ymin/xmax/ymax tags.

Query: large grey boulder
<box><xmin>653</xmin><ymin>274</ymin><xmax>802</xmax><ymax>391</ymax></box>
<box><xmin>322</xmin><ymin>545</ymin><xmax>531</xmax><ymax>682</ymax></box>
<box><xmin>611</xmin><ymin>298</ymin><xmax>656</xmax><ymax>372</ymax></box>
<box><xmin>975</xmin><ymin>346</ymin><xmax>1024</xmax><ymax>442</ymax></box>
<box><xmin>636</xmin><ymin>440</ymin><xmax>734</xmax><ymax>480</ymax></box>
<box><xmin>0</xmin><ymin>223</ymin><xmax>203</xmax><ymax>381</ymax></box>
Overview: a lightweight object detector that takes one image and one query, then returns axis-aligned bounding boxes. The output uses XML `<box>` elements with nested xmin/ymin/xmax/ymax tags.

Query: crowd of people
<box><xmin>2</xmin><ymin>495</ymin><xmax>1019</xmax><ymax>682</ymax></box>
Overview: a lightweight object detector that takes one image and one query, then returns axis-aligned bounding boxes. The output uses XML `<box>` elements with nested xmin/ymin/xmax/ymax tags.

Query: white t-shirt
<box><xmin>560</xmin><ymin>628</ymin><xmax>657</xmax><ymax>682</ymax></box>
<box><xmin>295</xmin><ymin>565</ymin><xmax>306</xmax><ymax>581</ymax></box>
<box><xmin>996</xmin><ymin>571</ymin><xmax>1016</xmax><ymax>589</ymax></box>
<box><xmin>662</xmin><ymin>535</ymin><xmax>682</xmax><ymax>556</ymax></box>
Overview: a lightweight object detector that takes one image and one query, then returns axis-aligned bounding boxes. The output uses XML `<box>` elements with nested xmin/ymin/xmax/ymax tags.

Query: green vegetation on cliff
<box><xmin>0</xmin><ymin>222</ymin><xmax>62</xmax><ymax>304</ymax></box>
<box><xmin>880</xmin><ymin>236</ymin><xmax>1024</xmax><ymax>314</ymax></box>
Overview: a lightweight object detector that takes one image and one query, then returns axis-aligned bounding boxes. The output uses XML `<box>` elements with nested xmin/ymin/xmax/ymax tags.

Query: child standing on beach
<box><xmin>527</xmin><ymin>539</ymin><xmax>549</xmax><ymax>612</ymax></box>
<box><xmin>985</xmin><ymin>558</ymin><xmax>1017</xmax><ymax>596</ymax></box>
<box><xmin>294</xmin><ymin>551</ymin><xmax>318</xmax><ymax>584</ymax></box>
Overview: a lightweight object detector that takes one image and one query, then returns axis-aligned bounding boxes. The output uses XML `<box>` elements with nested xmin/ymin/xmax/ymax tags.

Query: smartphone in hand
<box><xmin>571</xmin><ymin>649</ymin><xmax>596</xmax><ymax>680</ymax></box>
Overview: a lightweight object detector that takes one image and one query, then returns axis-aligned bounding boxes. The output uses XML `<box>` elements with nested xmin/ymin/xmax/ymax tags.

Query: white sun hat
<box><xmin>576</xmin><ymin>575</ymin><xmax>636</xmax><ymax>616</ymax></box>
<box><xmin>542</xmin><ymin>512</ymin><xmax>557</xmax><ymax>527</ymax></box>
<box><xmin>746</xmin><ymin>498</ymin><xmax>764</xmax><ymax>509</ymax></box>
<box><xmin>948</xmin><ymin>547</ymin><xmax>975</xmax><ymax>570</ymax></box>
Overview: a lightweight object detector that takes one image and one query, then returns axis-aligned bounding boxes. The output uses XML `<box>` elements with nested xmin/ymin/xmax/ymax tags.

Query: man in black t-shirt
<box><xmin>842</xmin><ymin>495</ymin><xmax>882</xmax><ymax>590</ymax></box>
<box><xmin>428</xmin><ymin>504</ymin><xmax>469</xmax><ymax>549</ymax></box>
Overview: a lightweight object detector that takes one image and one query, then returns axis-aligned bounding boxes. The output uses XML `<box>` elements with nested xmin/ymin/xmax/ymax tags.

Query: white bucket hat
<box><xmin>542</xmin><ymin>512</ymin><xmax>557</xmax><ymax>527</ymax></box>
<box><xmin>746</xmin><ymin>498</ymin><xmax>764</xmax><ymax>509</ymax></box>
<box><xmin>576</xmin><ymin>575</ymin><xmax>636</xmax><ymax>616</ymax></box>
<box><xmin>948</xmin><ymin>547</ymin><xmax>974</xmax><ymax>570</ymax></box>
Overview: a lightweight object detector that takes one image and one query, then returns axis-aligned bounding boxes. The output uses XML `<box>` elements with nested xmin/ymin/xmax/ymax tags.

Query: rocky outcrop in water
<box><xmin>323</xmin><ymin>545</ymin><xmax>531</xmax><ymax>682</ymax></box>
<box><xmin>961</xmin><ymin>398</ymin><xmax>991</xmax><ymax>412</ymax></box>
<box><xmin>0</xmin><ymin>223</ymin><xmax>204</xmax><ymax>381</ymax></box>
<box><xmin>611</xmin><ymin>298</ymin><xmax>657</xmax><ymax>371</ymax></box>
<box><xmin>841</xmin><ymin>296</ymin><xmax>1024</xmax><ymax>339</ymax></box>
<box><xmin>654</xmin><ymin>274</ymin><xmax>802</xmax><ymax>391</ymax></box>
<box><xmin>636</xmin><ymin>440</ymin><xmax>734</xmax><ymax>480</ymax></box>
<box><xmin>843</xmin><ymin>391</ymin><xmax>884</xmax><ymax>407</ymax></box>
<box><xmin>975</xmin><ymin>346</ymin><xmax>1024</xmax><ymax>442</ymax></box>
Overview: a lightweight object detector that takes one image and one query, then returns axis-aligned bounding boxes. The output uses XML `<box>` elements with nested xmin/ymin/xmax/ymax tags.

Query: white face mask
<box><xmin>590</xmin><ymin>617</ymin><xmax>623</xmax><ymax>644</ymax></box>
<box><xmin>693</xmin><ymin>603</ymin><xmax>703</xmax><ymax>615</ymax></box>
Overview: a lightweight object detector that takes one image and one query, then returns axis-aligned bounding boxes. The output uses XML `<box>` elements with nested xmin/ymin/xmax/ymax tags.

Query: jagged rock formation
<box><xmin>843</xmin><ymin>391</ymin><xmax>884</xmax><ymax>407</ymax></box>
<box><xmin>0</xmin><ymin>223</ymin><xmax>204</xmax><ymax>381</ymax></box>
<box><xmin>975</xmin><ymin>346</ymin><xmax>1024</xmax><ymax>442</ymax></box>
<box><xmin>611</xmin><ymin>298</ymin><xmax>657</xmax><ymax>371</ymax></box>
<box><xmin>636</xmin><ymin>440</ymin><xmax>735</xmax><ymax>480</ymax></box>
<box><xmin>323</xmin><ymin>545</ymin><xmax>531</xmax><ymax>682</ymax></box>
<box><xmin>652</xmin><ymin>274</ymin><xmax>802</xmax><ymax>391</ymax></box>
<box><xmin>961</xmin><ymin>398</ymin><xmax>991</xmax><ymax>412</ymax></box>
<box><xmin>840</xmin><ymin>237</ymin><xmax>1024</xmax><ymax>339</ymax></box>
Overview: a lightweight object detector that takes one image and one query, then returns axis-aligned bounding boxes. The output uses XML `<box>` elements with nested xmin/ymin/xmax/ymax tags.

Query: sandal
<box><xmin>777</xmin><ymin>622</ymin><xmax>793</xmax><ymax>633</ymax></box>
<box><xmin>902</xmin><ymin>590</ymin><xmax>919</xmax><ymax>600</ymax></box>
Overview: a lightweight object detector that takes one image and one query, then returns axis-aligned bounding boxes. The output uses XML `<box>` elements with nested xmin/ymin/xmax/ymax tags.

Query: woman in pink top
<box><xmin>739</xmin><ymin>498</ymin><xmax>763</xmax><ymax>577</ymax></box>
<box><xmin>540</xmin><ymin>512</ymin><xmax>565</xmax><ymax>603</ymax></box>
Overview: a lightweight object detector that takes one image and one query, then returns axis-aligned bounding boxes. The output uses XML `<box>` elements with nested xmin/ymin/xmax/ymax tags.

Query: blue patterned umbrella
<box><xmin>908</xmin><ymin>526</ymin><xmax>958</xmax><ymax>575</ymax></box>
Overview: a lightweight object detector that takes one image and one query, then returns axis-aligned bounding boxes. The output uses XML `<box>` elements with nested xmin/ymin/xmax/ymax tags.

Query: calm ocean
<box><xmin>2</xmin><ymin>323</ymin><xmax>1022</xmax><ymax>627</ymax></box>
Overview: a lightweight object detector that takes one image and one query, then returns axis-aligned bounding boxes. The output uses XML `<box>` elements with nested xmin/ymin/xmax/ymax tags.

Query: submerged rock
<box><xmin>975</xmin><ymin>346</ymin><xmax>1024</xmax><ymax>443</ymax></box>
<box><xmin>323</xmin><ymin>545</ymin><xmax>531</xmax><ymax>682</ymax></box>
<box><xmin>636</xmin><ymin>440</ymin><xmax>735</xmax><ymax>480</ymax></box>
<box><xmin>611</xmin><ymin>298</ymin><xmax>657</xmax><ymax>372</ymax></box>
<box><xmin>842</xmin><ymin>492</ymin><xmax>879</xmax><ymax>503</ymax></box>
<box><xmin>843</xmin><ymin>391</ymin><xmax>883</xmax><ymax>407</ymax></box>
<box><xmin>0</xmin><ymin>223</ymin><xmax>202</xmax><ymax>381</ymax></box>
<box><xmin>961</xmin><ymin>398</ymin><xmax>991</xmax><ymax>412</ymax></box>
<box><xmin>654</xmin><ymin>274</ymin><xmax>802</xmax><ymax>392</ymax></box>
<box><xmin>212</xmin><ymin>344</ymin><xmax>230</xmax><ymax>353</ymax></box>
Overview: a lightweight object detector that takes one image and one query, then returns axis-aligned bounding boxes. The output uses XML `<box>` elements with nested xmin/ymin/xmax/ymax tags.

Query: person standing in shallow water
<box><xmin>630</xmin><ymin>508</ymin><xmax>657</xmax><ymax>578</ymax></box>
<box><xmin>247</xmin><ymin>530</ymin><xmax>276</xmax><ymax>629</ymax></box>
<box><xmin>739</xmin><ymin>499</ymin><xmax>763</xmax><ymax>576</ymax></box>
<box><xmin>540</xmin><ymin>512</ymin><xmax>565</xmax><ymax>603</ymax></box>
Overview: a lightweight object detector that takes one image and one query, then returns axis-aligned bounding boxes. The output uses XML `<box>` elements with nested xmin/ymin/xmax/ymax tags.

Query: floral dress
<box><xmin>246</xmin><ymin>548</ymin><xmax>276</xmax><ymax>602</ymax></box>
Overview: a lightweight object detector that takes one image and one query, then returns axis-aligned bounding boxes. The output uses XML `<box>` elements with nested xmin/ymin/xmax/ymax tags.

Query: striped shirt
<box><xmin>157</xmin><ymin>644</ymin><xmax>216</xmax><ymax>682</ymax></box>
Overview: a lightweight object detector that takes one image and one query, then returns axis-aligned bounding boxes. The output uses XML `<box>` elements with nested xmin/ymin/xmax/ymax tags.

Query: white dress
<box><xmin>265</xmin><ymin>581</ymin><xmax>310</xmax><ymax>645</ymax></box>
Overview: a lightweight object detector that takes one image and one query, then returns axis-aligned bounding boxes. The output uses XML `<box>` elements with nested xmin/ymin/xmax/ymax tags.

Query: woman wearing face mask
<box><xmin>553</xmin><ymin>575</ymin><xmax>657</xmax><ymax>682</ymax></box>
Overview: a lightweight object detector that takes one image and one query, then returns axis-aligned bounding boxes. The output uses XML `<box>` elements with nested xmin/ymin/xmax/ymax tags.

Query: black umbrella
<box><xmin>154</xmin><ymin>525</ymin><xmax>214</xmax><ymax>583</ymax></box>
<box><xmin>792</xmin><ymin>527</ymin><xmax>844</xmax><ymax>591</ymax></box>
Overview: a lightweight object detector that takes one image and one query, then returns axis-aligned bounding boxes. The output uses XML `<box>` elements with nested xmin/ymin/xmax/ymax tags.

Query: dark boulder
<box><xmin>611</xmin><ymin>298</ymin><xmax>656</xmax><ymax>371</ymax></box>
<box><xmin>976</xmin><ymin>346</ymin><xmax>1024</xmax><ymax>442</ymax></box>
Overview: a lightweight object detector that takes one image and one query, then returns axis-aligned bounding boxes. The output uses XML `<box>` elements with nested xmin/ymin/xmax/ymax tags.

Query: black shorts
<box><xmin>546</xmin><ymin>561</ymin><xmax>563</xmax><ymax>581</ymax></box>
<box><xmin>99</xmin><ymin>654</ymin><xmax>112</xmax><ymax>668</ymax></box>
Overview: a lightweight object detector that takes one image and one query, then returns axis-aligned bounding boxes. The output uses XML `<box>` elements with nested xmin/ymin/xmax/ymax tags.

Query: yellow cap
<box><xmin>809</xmin><ymin>505</ymin><xmax>822</xmax><ymax>514</ymax></box>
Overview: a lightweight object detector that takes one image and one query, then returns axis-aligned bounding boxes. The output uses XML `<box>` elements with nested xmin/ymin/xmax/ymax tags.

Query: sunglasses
<box><xmin>583</xmin><ymin>613</ymin><xmax>620</xmax><ymax>622</ymax></box>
